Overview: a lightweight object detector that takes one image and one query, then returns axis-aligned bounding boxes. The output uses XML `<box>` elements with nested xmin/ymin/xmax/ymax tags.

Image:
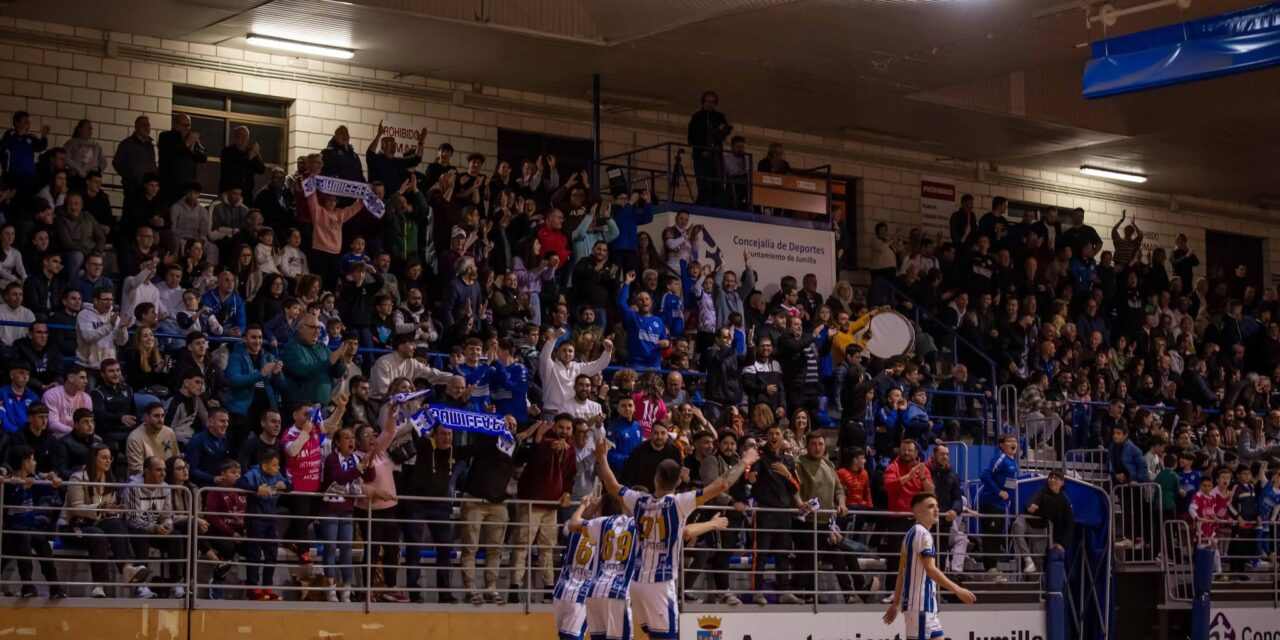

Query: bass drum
<box><xmin>858</xmin><ymin>310</ymin><xmax>915</xmax><ymax>359</ymax></box>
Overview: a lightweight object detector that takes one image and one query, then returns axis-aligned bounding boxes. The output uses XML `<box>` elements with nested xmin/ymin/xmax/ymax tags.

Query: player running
<box><xmin>591</xmin><ymin>434</ymin><xmax>757</xmax><ymax>639</ymax></box>
<box><xmin>884</xmin><ymin>492</ymin><xmax>977</xmax><ymax>640</ymax></box>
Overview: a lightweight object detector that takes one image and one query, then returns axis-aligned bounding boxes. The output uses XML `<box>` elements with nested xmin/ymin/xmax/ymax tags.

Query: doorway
<box><xmin>1204</xmin><ymin>230</ymin><xmax>1263</xmax><ymax>293</ymax></box>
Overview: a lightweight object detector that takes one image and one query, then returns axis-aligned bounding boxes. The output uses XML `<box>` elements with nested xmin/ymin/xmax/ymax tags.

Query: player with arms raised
<box><xmin>591</xmin><ymin>434</ymin><xmax>757</xmax><ymax>639</ymax></box>
<box><xmin>884</xmin><ymin>492</ymin><xmax>977</xmax><ymax>640</ymax></box>
<box><xmin>565</xmin><ymin>493</ymin><xmax>728</xmax><ymax>640</ymax></box>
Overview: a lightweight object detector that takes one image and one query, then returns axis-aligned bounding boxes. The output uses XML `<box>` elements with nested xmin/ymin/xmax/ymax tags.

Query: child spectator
<box><xmin>202</xmin><ymin>460</ymin><xmax>246</xmax><ymax>599</ymax></box>
<box><xmin>1189</xmin><ymin>474</ymin><xmax>1222</xmax><ymax>572</ymax></box>
<box><xmin>254</xmin><ymin>228</ymin><xmax>280</xmax><ymax>276</ymax></box>
<box><xmin>1227</xmin><ymin>465</ymin><xmax>1261</xmax><ymax>576</ymax></box>
<box><xmin>236</xmin><ymin>449</ymin><xmax>291</xmax><ymax>601</ymax></box>
<box><xmin>339</xmin><ymin>235</ymin><xmax>372</xmax><ymax>278</ymax></box>
<box><xmin>2</xmin><ymin>445</ymin><xmax>65</xmax><ymax>598</ymax></box>
<box><xmin>837</xmin><ymin>447</ymin><xmax>873</xmax><ymax>509</ymax></box>
<box><xmin>279</xmin><ymin>228</ymin><xmax>309</xmax><ymax>281</ymax></box>
<box><xmin>1176</xmin><ymin>451</ymin><xmax>1201</xmax><ymax>516</ymax></box>
<box><xmin>320</xmin><ymin>426</ymin><xmax>373</xmax><ymax>602</ymax></box>
<box><xmin>659</xmin><ymin>273</ymin><xmax>685</xmax><ymax>337</ymax></box>
<box><xmin>1259</xmin><ymin>467</ymin><xmax>1280</xmax><ymax>561</ymax></box>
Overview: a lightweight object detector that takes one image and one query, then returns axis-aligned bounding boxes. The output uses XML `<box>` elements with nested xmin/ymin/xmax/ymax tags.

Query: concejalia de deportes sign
<box><xmin>1209</xmin><ymin>607</ymin><xmax>1280</xmax><ymax>640</ymax></box>
<box><xmin>682</xmin><ymin>610</ymin><xmax>1046</xmax><ymax>640</ymax></box>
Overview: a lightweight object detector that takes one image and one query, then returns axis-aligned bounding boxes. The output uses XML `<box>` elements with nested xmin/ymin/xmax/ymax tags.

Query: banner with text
<box><xmin>640</xmin><ymin>210</ymin><xmax>836</xmax><ymax>300</ymax></box>
<box><xmin>1208</xmin><ymin>606</ymin><xmax>1280</xmax><ymax>640</ymax></box>
<box><xmin>920</xmin><ymin>176</ymin><xmax>957</xmax><ymax>240</ymax></box>
<box><xmin>382</xmin><ymin>114</ymin><xmax>425</xmax><ymax>157</ymax></box>
<box><xmin>681</xmin><ymin>609</ymin><xmax>1046</xmax><ymax>640</ymax></box>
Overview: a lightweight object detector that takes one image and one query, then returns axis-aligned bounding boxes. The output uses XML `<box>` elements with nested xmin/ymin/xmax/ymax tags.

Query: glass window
<box><xmin>173</xmin><ymin>88</ymin><xmax>226</xmax><ymax>111</ymax></box>
<box><xmin>230</xmin><ymin>96</ymin><xmax>287</xmax><ymax>119</ymax></box>
<box><xmin>187</xmin><ymin>115</ymin><xmax>226</xmax><ymax>153</ymax></box>
<box><xmin>171</xmin><ymin>87</ymin><xmax>291</xmax><ymax>195</ymax></box>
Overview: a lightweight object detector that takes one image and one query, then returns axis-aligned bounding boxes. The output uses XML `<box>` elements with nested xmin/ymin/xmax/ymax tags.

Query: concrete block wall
<box><xmin>0</xmin><ymin>17</ymin><xmax>1274</xmax><ymax>285</ymax></box>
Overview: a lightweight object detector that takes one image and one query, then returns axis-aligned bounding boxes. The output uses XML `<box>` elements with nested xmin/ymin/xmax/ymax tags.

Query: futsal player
<box><xmin>566</xmin><ymin>493</ymin><xmax>729</xmax><ymax>640</ymax></box>
<box><xmin>554</xmin><ymin>496</ymin><xmax>602</xmax><ymax>640</ymax></box>
<box><xmin>590</xmin><ymin>435</ymin><xmax>757</xmax><ymax>639</ymax></box>
<box><xmin>883</xmin><ymin>493</ymin><xmax>977</xmax><ymax>640</ymax></box>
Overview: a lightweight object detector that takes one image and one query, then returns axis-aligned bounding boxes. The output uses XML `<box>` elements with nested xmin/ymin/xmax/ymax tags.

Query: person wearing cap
<box><xmin>0</xmin><ymin>360</ymin><xmax>39</xmax><ymax>434</ymax></box>
<box><xmin>436</xmin><ymin>225</ymin><xmax>472</xmax><ymax>285</ymax></box>
<box><xmin>1012</xmin><ymin>470</ymin><xmax>1074</xmax><ymax>574</ymax></box>
<box><xmin>5</xmin><ymin>403</ymin><xmax>63</xmax><ymax>477</ymax></box>
<box><xmin>369</xmin><ymin>332</ymin><xmax>451</xmax><ymax>401</ymax></box>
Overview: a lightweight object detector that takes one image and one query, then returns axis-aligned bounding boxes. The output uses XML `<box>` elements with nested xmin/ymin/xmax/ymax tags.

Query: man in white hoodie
<box><xmin>123</xmin><ymin>257</ymin><xmax>162</xmax><ymax>325</ymax></box>
<box><xmin>75</xmin><ymin>286</ymin><xmax>131</xmax><ymax>372</ymax></box>
<box><xmin>368</xmin><ymin>332</ymin><xmax>453</xmax><ymax>400</ymax></box>
<box><xmin>0</xmin><ymin>282</ymin><xmax>35</xmax><ymax>346</ymax></box>
<box><xmin>538</xmin><ymin>327</ymin><xmax>613</xmax><ymax>414</ymax></box>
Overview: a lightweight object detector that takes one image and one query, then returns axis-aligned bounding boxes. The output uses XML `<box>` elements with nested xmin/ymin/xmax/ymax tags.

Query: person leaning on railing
<box><xmin>1012</xmin><ymin>470</ymin><xmax>1074</xmax><ymax>574</ymax></box>
<box><xmin>2</xmin><ymin>444</ymin><xmax>65</xmax><ymax>598</ymax></box>
<box><xmin>122</xmin><ymin>455</ymin><xmax>178</xmax><ymax>599</ymax></box>
<box><xmin>58</xmin><ymin>443</ymin><xmax>147</xmax><ymax>597</ymax></box>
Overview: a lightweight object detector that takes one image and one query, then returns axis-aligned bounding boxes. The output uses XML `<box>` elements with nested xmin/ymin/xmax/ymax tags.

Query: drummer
<box><xmin>830</xmin><ymin>305</ymin><xmax>893</xmax><ymax>361</ymax></box>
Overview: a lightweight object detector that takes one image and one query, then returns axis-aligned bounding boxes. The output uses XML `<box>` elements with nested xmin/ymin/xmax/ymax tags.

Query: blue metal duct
<box><xmin>1082</xmin><ymin>1</ymin><xmax>1280</xmax><ymax>98</ymax></box>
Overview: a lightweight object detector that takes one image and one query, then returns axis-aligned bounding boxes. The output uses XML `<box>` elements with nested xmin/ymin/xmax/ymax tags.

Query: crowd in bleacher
<box><xmin>0</xmin><ymin>91</ymin><xmax>1275</xmax><ymax>605</ymax></box>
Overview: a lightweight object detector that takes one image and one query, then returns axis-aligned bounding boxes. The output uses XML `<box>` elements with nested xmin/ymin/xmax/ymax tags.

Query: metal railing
<box><xmin>925</xmin><ymin>387</ymin><xmax>994</xmax><ymax>445</ymax></box>
<box><xmin>0</xmin><ymin>479</ymin><xmax>194</xmax><ymax>599</ymax></box>
<box><xmin>880</xmin><ymin>280</ymin><xmax>998</xmax><ymax>410</ymax></box>
<box><xmin>1110</xmin><ymin>482</ymin><xmax>1163</xmax><ymax>566</ymax></box>
<box><xmin>1162</xmin><ymin>519</ymin><xmax>1194</xmax><ymax>604</ymax></box>
<box><xmin>2</xmin><ymin>482</ymin><xmax>1053</xmax><ymax>609</ymax></box>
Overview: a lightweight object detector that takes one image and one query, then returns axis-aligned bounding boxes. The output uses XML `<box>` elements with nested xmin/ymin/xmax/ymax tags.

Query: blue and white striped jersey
<box><xmin>619</xmin><ymin>486</ymin><xmax>700</xmax><ymax>583</ymax></box>
<box><xmin>900</xmin><ymin>524</ymin><xmax>939</xmax><ymax>614</ymax></box>
<box><xmin>553</xmin><ymin>523</ymin><xmax>597</xmax><ymax>603</ymax></box>
<box><xmin>583</xmin><ymin>515</ymin><xmax>638</xmax><ymax>600</ymax></box>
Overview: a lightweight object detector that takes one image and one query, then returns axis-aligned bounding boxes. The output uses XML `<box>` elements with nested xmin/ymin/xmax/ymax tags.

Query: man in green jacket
<box><xmin>281</xmin><ymin>313</ymin><xmax>350</xmax><ymax>413</ymax></box>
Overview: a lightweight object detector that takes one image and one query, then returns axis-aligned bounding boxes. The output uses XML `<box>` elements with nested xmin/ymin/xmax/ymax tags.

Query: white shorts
<box><xmin>629</xmin><ymin>580</ymin><xmax>678</xmax><ymax>639</ymax></box>
<box><xmin>553</xmin><ymin>597</ymin><xmax>588</xmax><ymax>640</ymax></box>
<box><xmin>585</xmin><ymin>597</ymin><xmax>632</xmax><ymax>640</ymax></box>
<box><xmin>904</xmin><ymin>611</ymin><xmax>945</xmax><ymax>640</ymax></box>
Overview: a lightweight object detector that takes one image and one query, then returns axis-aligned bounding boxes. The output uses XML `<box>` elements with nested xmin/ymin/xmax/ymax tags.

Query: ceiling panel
<box><xmin>0</xmin><ymin>0</ymin><xmax>1274</xmax><ymax>201</ymax></box>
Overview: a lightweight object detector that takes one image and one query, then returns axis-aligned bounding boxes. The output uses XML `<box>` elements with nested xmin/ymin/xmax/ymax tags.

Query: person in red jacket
<box><xmin>202</xmin><ymin>460</ymin><xmax>247</xmax><ymax>597</ymax></box>
<box><xmin>837</xmin><ymin>447</ymin><xmax>874</xmax><ymax>509</ymax></box>
<box><xmin>510</xmin><ymin>414</ymin><xmax>577</xmax><ymax>603</ymax></box>
<box><xmin>537</xmin><ymin>209</ymin><xmax>572</xmax><ymax>266</ymax></box>
<box><xmin>881</xmin><ymin>440</ymin><xmax>934</xmax><ymax>595</ymax></box>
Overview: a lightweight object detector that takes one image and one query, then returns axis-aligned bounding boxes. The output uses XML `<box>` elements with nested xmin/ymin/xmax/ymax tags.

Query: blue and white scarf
<box><xmin>399</xmin><ymin>398</ymin><xmax>515</xmax><ymax>456</ymax></box>
<box><xmin>302</xmin><ymin>175</ymin><xmax>385</xmax><ymax>218</ymax></box>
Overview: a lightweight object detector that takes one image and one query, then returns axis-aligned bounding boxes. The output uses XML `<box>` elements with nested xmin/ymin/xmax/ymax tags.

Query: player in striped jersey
<box><xmin>591</xmin><ymin>434</ymin><xmax>757</xmax><ymax>639</ymax></box>
<box><xmin>568</xmin><ymin>496</ymin><xmax>729</xmax><ymax>640</ymax></box>
<box><xmin>555</xmin><ymin>496</ymin><xmax>602</xmax><ymax>640</ymax></box>
<box><xmin>884</xmin><ymin>493</ymin><xmax>977</xmax><ymax>640</ymax></box>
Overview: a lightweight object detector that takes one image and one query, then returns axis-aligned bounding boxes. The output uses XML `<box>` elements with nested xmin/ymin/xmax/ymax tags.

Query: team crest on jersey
<box><xmin>696</xmin><ymin>615</ymin><xmax>722</xmax><ymax>640</ymax></box>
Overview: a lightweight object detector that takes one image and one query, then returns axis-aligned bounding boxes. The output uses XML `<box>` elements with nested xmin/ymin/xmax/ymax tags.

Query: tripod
<box><xmin>671</xmin><ymin>148</ymin><xmax>697</xmax><ymax>204</ymax></box>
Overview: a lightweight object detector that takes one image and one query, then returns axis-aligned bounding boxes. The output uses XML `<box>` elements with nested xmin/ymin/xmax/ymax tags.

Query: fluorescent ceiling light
<box><xmin>1079</xmin><ymin>165</ymin><xmax>1147</xmax><ymax>183</ymax></box>
<box><xmin>245</xmin><ymin>34</ymin><xmax>354</xmax><ymax>60</ymax></box>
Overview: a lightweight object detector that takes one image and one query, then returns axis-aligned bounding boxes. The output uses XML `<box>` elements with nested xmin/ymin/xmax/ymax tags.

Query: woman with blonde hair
<box><xmin>126</xmin><ymin>326</ymin><xmax>173</xmax><ymax>407</ymax></box>
<box><xmin>749</xmin><ymin>402</ymin><xmax>776</xmax><ymax>434</ymax></box>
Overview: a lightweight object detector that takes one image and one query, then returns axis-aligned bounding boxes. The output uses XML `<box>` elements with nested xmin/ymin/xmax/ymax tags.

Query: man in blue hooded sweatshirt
<box><xmin>979</xmin><ymin>433</ymin><xmax>1020</xmax><ymax>580</ymax></box>
<box><xmin>618</xmin><ymin>270</ymin><xmax>669</xmax><ymax>369</ymax></box>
